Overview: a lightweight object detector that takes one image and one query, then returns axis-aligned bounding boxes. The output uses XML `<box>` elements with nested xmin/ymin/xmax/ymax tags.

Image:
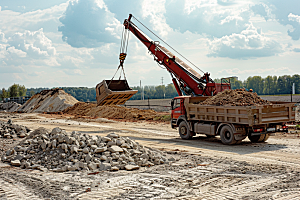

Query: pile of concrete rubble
<box><xmin>1</xmin><ymin>127</ymin><xmax>168</xmax><ymax>172</ymax></box>
<box><xmin>0</xmin><ymin>120</ymin><xmax>30</xmax><ymax>139</ymax></box>
<box><xmin>0</xmin><ymin>102</ymin><xmax>21</xmax><ymax>112</ymax></box>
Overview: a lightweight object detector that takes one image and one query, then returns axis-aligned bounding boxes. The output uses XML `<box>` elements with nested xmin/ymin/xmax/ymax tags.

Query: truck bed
<box><xmin>185</xmin><ymin>97</ymin><xmax>296</xmax><ymax>126</ymax></box>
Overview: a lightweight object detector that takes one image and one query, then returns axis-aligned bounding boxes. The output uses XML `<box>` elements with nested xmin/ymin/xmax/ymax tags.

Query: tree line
<box><xmin>214</xmin><ymin>74</ymin><xmax>300</xmax><ymax>95</ymax></box>
<box><xmin>1</xmin><ymin>74</ymin><xmax>299</xmax><ymax>102</ymax></box>
<box><xmin>0</xmin><ymin>84</ymin><xmax>27</xmax><ymax>100</ymax></box>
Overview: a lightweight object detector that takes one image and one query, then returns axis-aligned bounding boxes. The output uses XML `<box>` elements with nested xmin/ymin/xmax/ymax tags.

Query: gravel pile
<box><xmin>199</xmin><ymin>88</ymin><xmax>272</xmax><ymax>106</ymax></box>
<box><xmin>0</xmin><ymin>102</ymin><xmax>21</xmax><ymax>112</ymax></box>
<box><xmin>17</xmin><ymin>88</ymin><xmax>78</xmax><ymax>113</ymax></box>
<box><xmin>0</xmin><ymin>120</ymin><xmax>30</xmax><ymax>139</ymax></box>
<box><xmin>1</xmin><ymin>127</ymin><xmax>168</xmax><ymax>172</ymax></box>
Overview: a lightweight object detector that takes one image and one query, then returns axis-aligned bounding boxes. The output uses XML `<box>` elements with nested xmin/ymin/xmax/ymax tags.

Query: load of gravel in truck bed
<box><xmin>17</xmin><ymin>88</ymin><xmax>78</xmax><ymax>113</ymax></box>
<box><xmin>199</xmin><ymin>88</ymin><xmax>272</xmax><ymax>106</ymax></box>
<box><xmin>1</xmin><ymin>127</ymin><xmax>168</xmax><ymax>172</ymax></box>
<box><xmin>63</xmin><ymin>102</ymin><xmax>167</xmax><ymax>121</ymax></box>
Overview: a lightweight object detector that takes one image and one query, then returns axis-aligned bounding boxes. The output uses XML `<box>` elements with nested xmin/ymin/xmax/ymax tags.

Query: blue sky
<box><xmin>0</xmin><ymin>0</ymin><xmax>299</xmax><ymax>88</ymax></box>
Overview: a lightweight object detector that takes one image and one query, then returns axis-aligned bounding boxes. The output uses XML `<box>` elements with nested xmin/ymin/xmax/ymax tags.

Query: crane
<box><xmin>95</xmin><ymin>14</ymin><xmax>230</xmax><ymax>106</ymax></box>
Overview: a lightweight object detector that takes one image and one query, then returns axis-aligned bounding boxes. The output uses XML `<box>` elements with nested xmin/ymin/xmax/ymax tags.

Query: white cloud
<box><xmin>0</xmin><ymin>29</ymin><xmax>58</xmax><ymax>66</ymax></box>
<box><xmin>288</xmin><ymin>13</ymin><xmax>300</xmax><ymax>24</ymax></box>
<box><xmin>8</xmin><ymin>28</ymin><xmax>56</xmax><ymax>58</ymax></box>
<box><xmin>208</xmin><ymin>23</ymin><xmax>282</xmax><ymax>59</ymax></box>
<box><xmin>74</xmin><ymin>69</ymin><xmax>83</xmax><ymax>75</ymax></box>
<box><xmin>260</xmin><ymin>0</ymin><xmax>300</xmax><ymax>40</ymax></box>
<box><xmin>58</xmin><ymin>0</ymin><xmax>122</xmax><ymax>48</ymax></box>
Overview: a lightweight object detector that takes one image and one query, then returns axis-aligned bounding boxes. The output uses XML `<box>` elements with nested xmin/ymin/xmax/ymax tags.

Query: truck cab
<box><xmin>171</xmin><ymin>96</ymin><xmax>188</xmax><ymax>128</ymax></box>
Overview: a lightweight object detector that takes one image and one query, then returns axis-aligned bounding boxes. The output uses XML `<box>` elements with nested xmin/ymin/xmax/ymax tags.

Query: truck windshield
<box><xmin>173</xmin><ymin>99</ymin><xmax>181</xmax><ymax>110</ymax></box>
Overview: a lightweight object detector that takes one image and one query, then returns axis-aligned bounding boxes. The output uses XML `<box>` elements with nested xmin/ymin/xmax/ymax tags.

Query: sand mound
<box><xmin>17</xmin><ymin>88</ymin><xmax>78</xmax><ymax>113</ymax></box>
<box><xmin>63</xmin><ymin>102</ymin><xmax>165</xmax><ymax>120</ymax></box>
<box><xmin>0</xmin><ymin>102</ymin><xmax>21</xmax><ymax>112</ymax></box>
<box><xmin>199</xmin><ymin>88</ymin><xmax>272</xmax><ymax>106</ymax></box>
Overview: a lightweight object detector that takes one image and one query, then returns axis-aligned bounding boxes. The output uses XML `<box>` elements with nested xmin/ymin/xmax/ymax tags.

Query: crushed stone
<box><xmin>0</xmin><ymin>120</ymin><xmax>31</xmax><ymax>139</ymax></box>
<box><xmin>1</xmin><ymin>127</ymin><xmax>168</xmax><ymax>172</ymax></box>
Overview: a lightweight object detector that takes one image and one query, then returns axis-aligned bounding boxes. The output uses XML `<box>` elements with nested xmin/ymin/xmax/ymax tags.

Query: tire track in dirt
<box><xmin>0</xmin><ymin>178</ymin><xmax>41</xmax><ymax>200</ymax></box>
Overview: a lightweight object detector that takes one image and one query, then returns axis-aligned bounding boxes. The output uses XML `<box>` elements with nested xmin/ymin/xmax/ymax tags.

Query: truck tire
<box><xmin>248</xmin><ymin>133</ymin><xmax>270</xmax><ymax>143</ymax></box>
<box><xmin>220</xmin><ymin>125</ymin><xmax>237</xmax><ymax>145</ymax></box>
<box><xmin>179</xmin><ymin>121</ymin><xmax>193</xmax><ymax>140</ymax></box>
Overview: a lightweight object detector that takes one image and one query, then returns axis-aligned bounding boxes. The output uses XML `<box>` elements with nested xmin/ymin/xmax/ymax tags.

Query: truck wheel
<box><xmin>220</xmin><ymin>125</ymin><xmax>236</xmax><ymax>145</ymax></box>
<box><xmin>179</xmin><ymin>121</ymin><xmax>193</xmax><ymax>140</ymax></box>
<box><xmin>248</xmin><ymin>133</ymin><xmax>270</xmax><ymax>143</ymax></box>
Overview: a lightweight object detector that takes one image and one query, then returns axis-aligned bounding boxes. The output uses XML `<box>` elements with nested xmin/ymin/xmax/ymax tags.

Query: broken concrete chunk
<box><xmin>11</xmin><ymin>160</ymin><xmax>21</xmax><ymax>166</ymax></box>
<box><xmin>125</xmin><ymin>165</ymin><xmax>140</xmax><ymax>171</ymax></box>
<box><xmin>101</xmin><ymin>136</ymin><xmax>111</xmax><ymax>142</ymax></box>
<box><xmin>94</xmin><ymin>147</ymin><xmax>106</xmax><ymax>153</ymax></box>
<box><xmin>108</xmin><ymin>146</ymin><xmax>124</xmax><ymax>153</ymax></box>
<box><xmin>107</xmin><ymin>133</ymin><xmax>119</xmax><ymax>138</ymax></box>
<box><xmin>99</xmin><ymin>163</ymin><xmax>111</xmax><ymax>171</ymax></box>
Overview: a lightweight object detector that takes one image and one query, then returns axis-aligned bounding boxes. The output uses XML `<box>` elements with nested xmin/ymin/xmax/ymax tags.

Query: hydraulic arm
<box><xmin>123</xmin><ymin>14</ymin><xmax>229</xmax><ymax>96</ymax></box>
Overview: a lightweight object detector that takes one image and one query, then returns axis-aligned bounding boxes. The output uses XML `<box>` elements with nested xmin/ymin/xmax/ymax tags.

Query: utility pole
<box><xmin>161</xmin><ymin>77</ymin><xmax>164</xmax><ymax>85</ymax></box>
<box><xmin>140</xmin><ymin>80</ymin><xmax>142</xmax><ymax>100</ymax></box>
<box><xmin>140</xmin><ymin>80</ymin><xmax>144</xmax><ymax>100</ymax></box>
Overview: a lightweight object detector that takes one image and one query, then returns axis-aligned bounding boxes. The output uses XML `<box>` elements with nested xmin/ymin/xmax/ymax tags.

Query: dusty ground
<box><xmin>0</xmin><ymin>112</ymin><xmax>300</xmax><ymax>200</ymax></box>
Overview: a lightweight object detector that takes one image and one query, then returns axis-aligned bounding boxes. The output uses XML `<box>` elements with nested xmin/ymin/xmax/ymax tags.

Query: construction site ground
<box><xmin>0</xmin><ymin>112</ymin><xmax>300</xmax><ymax>200</ymax></box>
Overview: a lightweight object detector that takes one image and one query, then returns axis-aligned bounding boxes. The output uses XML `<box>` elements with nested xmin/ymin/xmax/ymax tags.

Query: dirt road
<box><xmin>0</xmin><ymin>112</ymin><xmax>299</xmax><ymax>199</ymax></box>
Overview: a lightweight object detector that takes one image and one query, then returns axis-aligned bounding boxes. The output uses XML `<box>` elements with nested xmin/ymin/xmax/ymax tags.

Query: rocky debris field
<box><xmin>17</xmin><ymin>88</ymin><xmax>78</xmax><ymax>113</ymax></box>
<box><xmin>200</xmin><ymin>88</ymin><xmax>272</xmax><ymax>106</ymax></box>
<box><xmin>1</xmin><ymin>127</ymin><xmax>168</xmax><ymax>172</ymax></box>
<box><xmin>63</xmin><ymin>102</ymin><xmax>168</xmax><ymax>121</ymax></box>
<box><xmin>0</xmin><ymin>152</ymin><xmax>299</xmax><ymax>200</ymax></box>
<box><xmin>0</xmin><ymin>102</ymin><xmax>21</xmax><ymax>112</ymax></box>
<box><xmin>0</xmin><ymin>120</ymin><xmax>30</xmax><ymax>139</ymax></box>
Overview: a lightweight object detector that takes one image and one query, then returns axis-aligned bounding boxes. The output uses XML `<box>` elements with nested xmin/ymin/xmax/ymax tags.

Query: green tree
<box><xmin>155</xmin><ymin>85</ymin><xmax>166</xmax><ymax>99</ymax></box>
<box><xmin>230</xmin><ymin>78</ymin><xmax>243</xmax><ymax>90</ymax></box>
<box><xmin>292</xmin><ymin>74</ymin><xmax>300</xmax><ymax>94</ymax></box>
<box><xmin>1</xmin><ymin>88</ymin><xmax>9</xmax><ymax>100</ymax></box>
<box><xmin>277</xmin><ymin>76</ymin><xmax>286</xmax><ymax>94</ymax></box>
<box><xmin>30</xmin><ymin>90</ymin><xmax>35</xmax><ymax>96</ymax></box>
<box><xmin>18</xmin><ymin>85</ymin><xmax>27</xmax><ymax>97</ymax></box>
<box><xmin>246</xmin><ymin>76</ymin><xmax>264</xmax><ymax>94</ymax></box>
<box><xmin>9</xmin><ymin>84</ymin><xmax>19</xmax><ymax>97</ymax></box>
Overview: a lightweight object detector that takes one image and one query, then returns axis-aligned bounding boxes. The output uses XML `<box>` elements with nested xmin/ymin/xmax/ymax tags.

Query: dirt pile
<box><xmin>1</xmin><ymin>127</ymin><xmax>168</xmax><ymax>172</ymax></box>
<box><xmin>63</xmin><ymin>102</ymin><xmax>165</xmax><ymax>120</ymax></box>
<box><xmin>0</xmin><ymin>102</ymin><xmax>21</xmax><ymax>112</ymax></box>
<box><xmin>17</xmin><ymin>88</ymin><xmax>78</xmax><ymax>113</ymax></box>
<box><xmin>0</xmin><ymin>120</ymin><xmax>30</xmax><ymax>138</ymax></box>
<box><xmin>199</xmin><ymin>88</ymin><xmax>272</xmax><ymax>106</ymax></box>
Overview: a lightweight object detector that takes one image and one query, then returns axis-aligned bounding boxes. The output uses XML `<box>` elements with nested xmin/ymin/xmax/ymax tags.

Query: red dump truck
<box><xmin>171</xmin><ymin>96</ymin><xmax>296</xmax><ymax>144</ymax></box>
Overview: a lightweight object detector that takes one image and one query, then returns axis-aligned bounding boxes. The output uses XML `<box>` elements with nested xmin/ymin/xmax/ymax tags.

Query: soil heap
<box><xmin>199</xmin><ymin>88</ymin><xmax>272</xmax><ymax>106</ymax></box>
<box><xmin>1</xmin><ymin>127</ymin><xmax>168</xmax><ymax>172</ymax></box>
<box><xmin>63</xmin><ymin>102</ymin><xmax>165</xmax><ymax>120</ymax></box>
<box><xmin>0</xmin><ymin>120</ymin><xmax>31</xmax><ymax>138</ymax></box>
<box><xmin>0</xmin><ymin>102</ymin><xmax>21</xmax><ymax>112</ymax></box>
<box><xmin>17</xmin><ymin>88</ymin><xmax>78</xmax><ymax>113</ymax></box>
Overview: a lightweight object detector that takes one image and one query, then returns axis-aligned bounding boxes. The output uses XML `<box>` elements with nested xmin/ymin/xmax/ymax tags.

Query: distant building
<box><xmin>4</xmin><ymin>96</ymin><xmax>31</xmax><ymax>105</ymax></box>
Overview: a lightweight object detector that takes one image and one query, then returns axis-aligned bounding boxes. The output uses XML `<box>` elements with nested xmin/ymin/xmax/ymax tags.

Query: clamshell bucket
<box><xmin>96</xmin><ymin>80</ymin><xmax>138</xmax><ymax>106</ymax></box>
